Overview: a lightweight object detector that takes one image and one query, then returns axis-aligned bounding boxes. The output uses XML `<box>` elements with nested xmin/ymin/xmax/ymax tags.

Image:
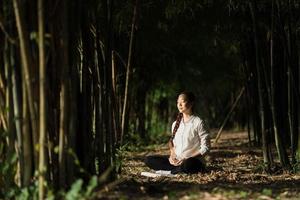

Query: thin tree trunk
<box><xmin>214</xmin><ymin>87</ymin><xmax>245</xmax><ymax>144</ymax></box>
<box><xmin>10</xmin><ymin>42</ymin><xmax>24</xmax><ymax>186</ymax></box>
<box><xmin>242</xmin><ymin>56</ymin><xmax>253</xmax><ymax>146</ymax></box>
<box><xmin>287</xmin><ymin>30</ymin><xmax>294</xmax><ymax>164</ymax></box>
<box><xmin>59</xmin><ymin>77</ymin><xmax>67</xmax><ymax>188</ymax></box>
<box><xmin>4</xmin><ymin>37</ymin><xmax>19</xmax><ymax>185</ymax></box>
<box><xmin>38</xmin><ymin>0</ymin><xmax>46</xmax><ymax>198</ymax></box>
<box><xmin>121</xmin><ymin>0</ymin><xmax>139</xmax><ymax>144</ymax></box>
<box><xmin>13</xmin><ymin>0</ymin><xmax>38</xmax><ymax>167</ymax></box>
<box><xmin>249</xmin><ymin>1</ymin><xmax>271</xmax><ymax>170</ymax></box>
<box><xmin>111</xmin><ymin>51</ymin><xmax>121</xmax><ymax>145</ymax></box>
<box><xmin>48</xmin><ymin>13</ymin><xmax>60</xmax><ymax>188</ymax></box>
<box><xmin>67</xmin><ymin>0</ymin><xmax>79</xmax><ymax>185</ymax></box>
<box><xmin>269</xmin><ymin>0</ymin><xmax>282</xmax><ymax>167</ymax></box>
<box><xmin>80</xmin><ymin>1</ymin><xmax>95</xmax><ymax>175</ymax></box>
<box><xmin>287</xmin><ymin>0</ymin><xmax>298</xmax><ymax>164</ymax></box>
<box><xmin>22</xmin><ymin>79</ymin><xmax>33</xmax><ymax>186</ymax></box>
<box><xmin>104</xmin><ymin>0</ymin><xmax>114</xmax><ymax>177</ymax></box>
<box><xmin>59</xmin><ymin>0</ymin><xmax>70</xmax><ymax>188</ymax></box>
<box><xmin>95</xmin><ymin>23</ymin><xmax>105</xmax><ymax>175</ymax></box>
<box><xmin>112</xmin><ymin>51</ymin><xmax>117</xmax><ymax>98</ymax></box>
<box><xmin>272</xmin><ymin>0</ymin><xmax>291</xmax><ymax>168</ymax></box>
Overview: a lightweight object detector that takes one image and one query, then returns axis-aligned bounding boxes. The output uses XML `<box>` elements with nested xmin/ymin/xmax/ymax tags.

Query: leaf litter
<box><xmin>96</xmin><ymin>131</ymin><xmax>300</xmax><ymax>200</ymax></box>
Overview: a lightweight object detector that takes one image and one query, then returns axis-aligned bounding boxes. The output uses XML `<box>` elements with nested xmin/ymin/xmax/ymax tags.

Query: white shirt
<box><xmin>171</xmin><ymin>115</ymin><xmax>210</xmax><ymax>160</ymax></box>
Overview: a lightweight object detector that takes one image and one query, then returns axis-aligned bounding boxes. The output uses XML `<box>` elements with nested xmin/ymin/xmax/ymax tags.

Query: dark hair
<box><xmin>169</xmin><ymin>91</ymin><xmax>196</xmax><ymax>147</ymax></box>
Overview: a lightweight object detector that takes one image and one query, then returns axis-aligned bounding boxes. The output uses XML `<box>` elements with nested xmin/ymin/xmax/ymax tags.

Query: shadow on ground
<box><xmin>97</xmin><ymin>178</ymin><xmax>300</xmax><ymax>199</ymax></box>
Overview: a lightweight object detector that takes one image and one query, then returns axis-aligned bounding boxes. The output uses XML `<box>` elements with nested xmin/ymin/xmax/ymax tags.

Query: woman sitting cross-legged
<box><xmin>144</xmin><ymin>91</ymin><xmax>210</xmax><ymax>174</ymax></box>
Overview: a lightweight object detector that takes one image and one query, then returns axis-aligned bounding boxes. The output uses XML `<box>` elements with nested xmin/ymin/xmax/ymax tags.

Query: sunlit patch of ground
<box><xmin>96</xmin><ymin>131</ymin><xmax>300</xmax><ymax>200</ymax></box>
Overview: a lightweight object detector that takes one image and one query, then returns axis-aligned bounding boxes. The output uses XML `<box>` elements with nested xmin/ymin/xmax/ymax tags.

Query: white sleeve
<box><xmin>197</xmin><ymin>120</ymin><xmax>210</xmax><ymax>156</ymax></box>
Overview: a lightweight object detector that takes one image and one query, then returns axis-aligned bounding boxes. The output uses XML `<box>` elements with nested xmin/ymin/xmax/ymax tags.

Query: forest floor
<box><xmin>96</xmin><ymin>131</ymin><xmax>300</xmax><ymax>200</ymax></box>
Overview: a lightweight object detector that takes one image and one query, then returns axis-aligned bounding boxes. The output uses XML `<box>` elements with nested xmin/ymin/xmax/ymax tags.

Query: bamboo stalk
<box><xmin>10</xmin><ymin>42</ymin><xmax>24</xmax><ymax>186</ymax></box>
<box><xmin>13</xmin><ymin>0</ymin><xmax>38</xmax><ymax>167</ymax></box>
<box><xmin>38</xmin><ymin>0</ymin><xmax>46</xmax><ymax>198</ymax></box>
<box><xmin>249</xmin><ymin>1</ymin><xmax>271</xmax><ymax>169</ymax></box>
<box><xmin>271</xmin><ymin>0</ymin><xmax>290</xmax><ymax>168</ymax></box>
<box><xmin>286</xmin><ymin>0</ymin><xmax>297</xmax><ymax>164</ymax></box>
<box><xmin>121</xmin><ymin>0</ymin><xmax>139</xmax><ymax>145</ymax></box>
<box><xmin>67</xmin><ymin>0</ymin><xmax>78</xmax><ymax>185</ymax></box>
<box><xmin>59</xmin><ymin>0</ymin><xmax>69</xmax><ymax>187</ymax></box>
<box><xmin>22</xmin><ymin>80</ymin><xmax>32</xmax><ymax>186</ymax></box>
<box><xmin>214</xmin><ymin>87</ymin><xmax>245</xmax><ymax>144</ymax></box>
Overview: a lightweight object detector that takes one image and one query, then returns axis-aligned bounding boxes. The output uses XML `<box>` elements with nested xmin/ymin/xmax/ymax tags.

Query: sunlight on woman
<box><xmin>144</xmin><ymin>91</ymin><xmax>210</xmax><ymax>174</ymax></box>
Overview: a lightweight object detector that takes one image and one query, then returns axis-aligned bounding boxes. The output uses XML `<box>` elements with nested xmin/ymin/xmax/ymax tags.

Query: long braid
<box><xmin>169</xmin><ymin>113</ymin><xmax>183</xmax><ymax>148</ymax></box>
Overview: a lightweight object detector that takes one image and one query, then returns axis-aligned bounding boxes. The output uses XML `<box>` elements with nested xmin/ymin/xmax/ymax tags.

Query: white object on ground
<box><xmin>141</xmin><ymin>172</ymin><xmax>160</xmax><ymax>178</ymax></box>
<box><xmin>140</xmin><ymin>171</ymin><xmax>176</xmax><ymax>178</ymax></box>
<box><xmin>155</xmin><ymin>170</ymin><xmax>172</xmax><ymax>175</ymax></box>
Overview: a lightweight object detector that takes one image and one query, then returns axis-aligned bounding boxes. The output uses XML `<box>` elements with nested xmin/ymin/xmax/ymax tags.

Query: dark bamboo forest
<box><xmin>0</xmin><ymin>0</ymin><xmax>300</xmax><ymax>199</ymax></box>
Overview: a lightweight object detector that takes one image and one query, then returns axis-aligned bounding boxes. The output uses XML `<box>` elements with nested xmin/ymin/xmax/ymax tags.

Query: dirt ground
<box><xmin>96</xmin><ymin>131</ymin><xmax>300</xmax><ymax>200</ymax></box>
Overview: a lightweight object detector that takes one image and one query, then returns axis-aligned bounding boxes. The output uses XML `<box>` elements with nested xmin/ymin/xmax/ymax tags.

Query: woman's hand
<box><xmin>169</xmin><ymin>148</ymin><xmax>177</xmax><ymax>165</ymax></box>
<box><xmin>168</xmin><ymin>156</ymin><xmax>177</xmax><ymax>165</ymax></box>
<box><xmin>169</xmin><ymin>157</ymin><xmax>185</xmax><ymax>166</ymax></box>
<box><xmin>169</xmin><ymin>147</ymin><xmax>185</xmax><ymax>166</ymax></box>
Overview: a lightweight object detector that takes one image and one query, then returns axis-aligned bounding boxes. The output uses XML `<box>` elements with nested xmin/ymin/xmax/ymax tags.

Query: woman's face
<box><xmin>177</xmin><ymin>94</ymin><xmax>192</xmax><ymax>114</ymax></box>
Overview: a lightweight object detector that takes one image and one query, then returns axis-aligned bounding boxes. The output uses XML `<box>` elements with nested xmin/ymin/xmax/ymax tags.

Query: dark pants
<box><xmin>144</xmin><ymin>155</ymin><xmax>205</xmax><ymax>174</ymax></box>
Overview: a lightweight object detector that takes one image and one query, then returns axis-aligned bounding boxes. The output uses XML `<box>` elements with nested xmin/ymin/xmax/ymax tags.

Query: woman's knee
<box><xmin>182</xmin><ymin>157</ymin><xmax>205</xmax><ymax>173</ymax></box>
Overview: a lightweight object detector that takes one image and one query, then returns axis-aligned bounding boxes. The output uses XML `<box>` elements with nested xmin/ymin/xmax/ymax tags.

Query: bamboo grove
<box><xmin>237</xmin><ymin>0</ymin><xmax>300</xmax><ymax>171</ymax></box>
<box><xmin>0</xmin><ymin>0</ymin><xmax>300</xmax><ymax>199</ymax></box>
<box><xmin>0</xmin><ymin>0</ymin><xmax>140</xmax><ymax>197</ymax></box>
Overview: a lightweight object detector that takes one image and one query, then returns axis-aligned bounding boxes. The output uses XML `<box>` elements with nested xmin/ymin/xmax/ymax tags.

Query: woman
<box><xmin>144</xmin><ymin>91</ymin><xmax>210</xmax><ymax>174</ymax></box>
